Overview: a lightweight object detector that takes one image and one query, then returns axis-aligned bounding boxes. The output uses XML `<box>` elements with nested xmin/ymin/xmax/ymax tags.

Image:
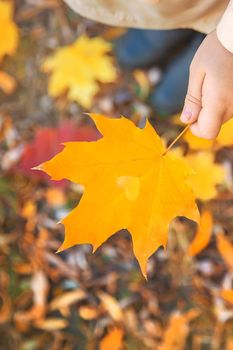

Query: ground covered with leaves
<box><xmin>1</xmin><ymin>1</ymin><xmax>233</xmax><ymax>349</ymax></box>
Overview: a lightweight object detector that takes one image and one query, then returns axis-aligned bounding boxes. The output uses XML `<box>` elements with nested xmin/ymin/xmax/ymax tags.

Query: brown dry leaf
<box><xmin>0</xmin><ymin>231</ymin><xmax>19</xmax><ymax>254</ymax></box>
<box><xmin>14</xmin><ymin>306</ymin><xmax>45</xmax><ymax>332</ymax></box>
<box><xmin>49</xmin><ymin>289</ymin><xmax>87</xmax><ymax>311</ymax></box>
<box><xmin>0</xmin><ymin>291</ymin><xmax>12</xmax><ymax>324</ymax></box>
<box><xmin>13</xmin><ymin>262</ymin><xmax>32</xmax><ymax>275</ymax></box>
<box><xmin>216</xmin><ymin>233</ymin><xmax>233</xmax><ymax>271</ymax></box>
<box><xmin>97</xmin><ymin>291</ymin><xmax>123</xmax><ymax>322</ymax></box>
<box><xmin>123</xmin><ymin>308</ymin><xmax>138</xmax><ymax>331</ymax></box>
<box><xmin>0</xmin><ymin>71</ymin><xmax>16</xmax><ymax>94</ymax></box>
<box><xmin>0</xmin><ymin>115</ymin><xmax>12</xmax><ymax>142</ymax></box>
<box><xmin>14</xmin><ymin>270</ymin><xmax>49</xmax><ymax>330</ymax></box>
<box><xmin>100</xmin><ymin>327</ymin><xmax>124</xmax><ymax>350</ymax></box>
<box><xmin>31</xmin><ymin>270</ymin><xmax>49</xmax><ymax>316</ymax></box>
<box><xmin>188</xmin><ymin>210</ymin><xmax>213</xmax><ymax>257</ymax></box>
<box><xmin>219</xmin><ymin>290</ymin><xmax>233</xmax><ymax>304</ymax></box>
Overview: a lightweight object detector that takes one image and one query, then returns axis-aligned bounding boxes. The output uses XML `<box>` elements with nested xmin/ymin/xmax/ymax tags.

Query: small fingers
<box><xmin>180</xmin><ymin>66</ymin><xmax>205</xmax><ymax>124</ymax></box>
<box><xmin>181</xmin><ymin>94</ymin><xmax>202</xmax><ymax>123</ymax></box>
<box><xmin>190</xmin><ymin>104</ymin><xmax>225</xmax><ymax>139</ymax></box>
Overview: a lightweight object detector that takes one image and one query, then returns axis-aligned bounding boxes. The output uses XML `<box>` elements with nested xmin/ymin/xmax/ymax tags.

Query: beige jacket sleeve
<box><xmin>217</xmin><ymin>0</ymin><xmax>233</xmax><ymax>53</ymax></box>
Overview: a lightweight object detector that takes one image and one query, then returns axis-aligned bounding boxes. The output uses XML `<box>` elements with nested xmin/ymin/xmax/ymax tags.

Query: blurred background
<box><xmin>1</xmin><ymin>1</ymin><xmax>233</xmax><ymax>349</ymax></box>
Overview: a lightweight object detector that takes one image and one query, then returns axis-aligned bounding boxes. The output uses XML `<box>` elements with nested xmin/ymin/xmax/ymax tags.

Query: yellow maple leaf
<box><xmin>188</xmin><ymin>210</ymin><xmax>213</xmax><ymax>257</ymax></box>
<box><xmin>168</xmin><ymin>148</ymin><xmax>225</xmax><ymax>201</ymax></box>
<box><xmin>36</xmin><ymin>114</ymin><xmax>199</xmax><ymax>277</ymax></box>
<box><xmin>183</xmin><ymin>129</ymin><xmax>214</xmax><ymax>150</ymax></box>
<box><xmin>216</xmin><ymin>118</ymin><xmax>233</xmax><ymax>147</ymax></box>
<box><xmin>0</xmin><ymin>0</ymin><xmax>19</xmax><ymax>62</ymax></box>
<box><xmin>182</xmin><ymin>118</ymin><xmax>233</xmax><ymax>150</ymax></box>
<box><xmin>42</xmin><ymin>36</ymin><xmax>117</xmax><ymax>108</ymax></box>
<box><xmin>185</xmin><ymin>152</ymin><xmax>225</xmax><ymax>201</ymax></box>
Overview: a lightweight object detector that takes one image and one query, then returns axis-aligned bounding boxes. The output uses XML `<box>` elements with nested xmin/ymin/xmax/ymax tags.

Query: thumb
<box><xmin>180</xmin><ymin>66</ymin><xmax>205</xmax><ymax>124</ymax></box>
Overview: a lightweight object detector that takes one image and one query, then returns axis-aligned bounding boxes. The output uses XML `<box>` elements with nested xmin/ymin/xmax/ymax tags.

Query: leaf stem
<box><xmin>163</xmin><ymin>124</ymin><xmax>190</xmax><ymax>156</ymax></box>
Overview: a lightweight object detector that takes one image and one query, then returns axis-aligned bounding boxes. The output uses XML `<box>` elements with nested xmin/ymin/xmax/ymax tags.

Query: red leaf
<box><xmin>17</xmin><ymin>121</ymin><xmax>100</xmax><ymax>185</ymax></box>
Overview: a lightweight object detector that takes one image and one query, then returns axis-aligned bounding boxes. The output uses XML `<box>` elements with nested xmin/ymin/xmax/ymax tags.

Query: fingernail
<box><xmin>181</xmin><ymin>110</ymin><xmax>192</xmax><ymax>122</ymax></box>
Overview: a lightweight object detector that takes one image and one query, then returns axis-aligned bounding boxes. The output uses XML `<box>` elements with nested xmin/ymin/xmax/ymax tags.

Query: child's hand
<box><xmin>180</xmin><ymin>30</ymin><xmax>233</xmax><ymax>139</ymax></box>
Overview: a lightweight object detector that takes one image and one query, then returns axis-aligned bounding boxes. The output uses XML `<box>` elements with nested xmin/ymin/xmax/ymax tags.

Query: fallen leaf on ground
<box><xmin>100</xmin><ymin>327</ymin><xmax>124</xmax><ymax>350</ymax></box>
<box><xmin>35</xmin><ymin>318</ymin><xmax>68</xmax><ymax>331</ymax></box>
<box><xmin>183</xmin><ymin>129</ymin><xmax>214</xmax><ymax>150</ymax></box>
<box><xmin>226</xmin><ymin>338</ymin><xmax>233</xmax><ymax>350</ymax></box>
<box><xmin>42</xmin><ymin>35</ymin><xmax>117</xmax><ymax>108</ymax></box>
<box><xmin>79</xmin><ymin>306</ymin><xmax>99</xmax><ymax>320</ymax></box>
<box><xmin>37</xmin><ymin>114</ymin><xmax>199</xmax><ymax>277</ymax></box>
<box><xmin>0</xmin><ymin>0</ymin><xmax>19</xmax><ymax>62</ymax></box>
<box><xmin>0</xmin><ymin>71</ymin><xmax>16</xmax><ymax>94</ymax></box>
<box><xmin>14</xmin><ymin>270</ymin><xmax>49</xmax><ymax>331</ymax></box>
<box><xmin>0</xmin><ymin>291</ymin><xmax>12</xmax><ymax>324</ymax></box>
<box><xmin>188</xmin><ymin>210</ymin><xmax>213</xmax><ymax>257</ymax></box>
<box><xmin>185</xmin><ymin>152</ymin><xmax>225</xmax><ymax>201</ymax></box>
<box><xmin>45</xmin><ymin>188</ymin><xmax>65</xmax><ymax>207</ymax></box>
<box><xmin>183</xmin><ymin>118</ymin><xmax>233</xmax><ymax>150</ymax></box>
<box><xmin>216</xmin><ymin>233</ymin><xmax>233</xmax><ymax>271</ymax></box>
<box><xmin>97</xmin><ymin>292</ymin><xmax>123</xmax><ymax>322</ymax></box>
<box><xmin>49</xmin><ymin>290</ymin><xmax>86</xmax><ymax>311</ymax></box>
<box><xmin>158</xmin><ymin>310</ymin><xmax>199</xmax><ymax>350</ymax></box>
<box><xmin>17</xmin><ymin>120</ymin><xmax>100</xmax><ymax>184</ymax></box>
<box><xmin>220</xmin><ymin>290</ymin><xmax>233</xmax><ymax>304</ymax></box>
<box><xmin>216</xmin><ymin>118</ymin><xmax>233</xmax><ymax>147</ymax></box>
<box><xmin>21</xmin><ymin>200</ymin><xmax>37</xmax><ymax>219</ymax></box>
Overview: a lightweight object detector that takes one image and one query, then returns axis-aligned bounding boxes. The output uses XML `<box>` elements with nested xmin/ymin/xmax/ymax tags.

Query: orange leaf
<box><xmin>188</xmin><ymin>210</ymin><xmax>213</xmax><ymax>257</ymax></box>
<box><xmin>0</xmin><ymin>291</ymin><xmax>12</xmax><ymax>324</ymax></box>
<box><xmin>45</xmin><ymin>188</ymin><xmax>65</xmax><ymax>207</ymax></box>
<box><xmin>216</xmin><ymin>233</ymin><xmax>233</xmax><ymax>271</ymax></box>
<box><xmin>220</xmin><ymin>290</ymin><xmax>233</xmax><ymax>304</ymax></box>
<box><xmin>158</xmin><ymin>310</ymin><xmax>199</xmax><ymax>350</ymax></box>
<box><xmin>0</xmin><ymin>71</ymin><xmax>16</xmax><ymax>94</ymax></box>
<box><xmin>226</xmin><ymin>338</ymin><xmax>233</xmax><ymax>350</ymax></box>
<box><xmin>21</xmin><ymin>200</ymin><xmax>37</xmax><ymax>219</ymax></box>
<box><xmin>38</xmin><ymin>114</ymin><xmax>199</xmax><ymax>277</ymax></box>
<box><xmin>100</xmin><ymin>328</ymin><xmax>124</xmax><ymax>350</ymax></box>
<box><xmin>79</xmin><ymin>306</ymin><xmax>99</xmax><ymax>320</ymax></box>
